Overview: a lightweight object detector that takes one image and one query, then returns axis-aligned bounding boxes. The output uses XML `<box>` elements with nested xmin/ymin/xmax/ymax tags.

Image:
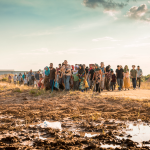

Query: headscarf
<box><xmin>78</xmin><ymin>65</ymin><xmax>84</xmax><ymax>74</ymax></box>
<box><xmin>124</xmin><ymin>65</ymin><xmax>129</xmax><ymax>73</ymax></box>
<box><xmin>45</xmin><ymin>66</ymin><xmax>50</xmax><ymax>76</ymax></box>
<box><xmin>94</xmin><ymin>64</ymin><xmax>100</xmax><ymax>72</ymax></box>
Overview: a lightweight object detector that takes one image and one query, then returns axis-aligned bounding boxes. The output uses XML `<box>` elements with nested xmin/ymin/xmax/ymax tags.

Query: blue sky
<box><xmin>0</xmin><ymin>0</ymin><xmax>150</xmax><ymax>75</ymax></box>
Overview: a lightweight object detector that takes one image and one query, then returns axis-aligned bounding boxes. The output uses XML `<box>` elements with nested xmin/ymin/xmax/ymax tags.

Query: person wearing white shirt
<box><xmin>13</xmin><ymin>74</ymin><xmax>18</xmax><ymax>84</ymax></box>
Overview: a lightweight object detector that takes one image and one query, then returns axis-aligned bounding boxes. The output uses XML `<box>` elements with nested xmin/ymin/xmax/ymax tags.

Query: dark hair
<box><xmin>137</xmin><ymin>66</ymin><xmax>140</xmax><ymax>67</ymax></box>
<box><xmin>59</xmin><ymin>64</ymin><xmax>61</xmax><ymax>66</ymax></box>
<box><xmin>117</xmin><ymin>65</ymin><xmax>120</xmax><ymax>67</ymax></box>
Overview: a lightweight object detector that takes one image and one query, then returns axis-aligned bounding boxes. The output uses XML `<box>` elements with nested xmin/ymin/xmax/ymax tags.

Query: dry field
<box><xmin>0</xmin><ymin>82</ymin><xmax>150</xmax><ymax>149</ymax></box>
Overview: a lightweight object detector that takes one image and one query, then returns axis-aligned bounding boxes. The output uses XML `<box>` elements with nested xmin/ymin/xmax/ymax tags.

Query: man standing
<box><xmin>22</xmin><ymin>72</ymin><xmax>26</xmax><ymax>80</ymax></box>
<box><xmin>64</xmin><ymin>60</ymin><xmax>71</xmax><ymax>91</ymax></box>
<box><xmin>100</xmin><ymin>62</ymin><xmax>106</xmax><ymax>91</ymax></box>
<box><xmin>28</xmin><ymin>70</ymin><xmax>34</xmax><ymax>85</ymax></box>
<box><xmin>116</xmin><ymin>65</ymin><xmax>124</xmax><ymax>91</ymax></box>
<box><xmin>130</xmin><ymin>65</ymin><xmax>137</xmax><ymax>90</ymax></box>
<box><xmin>49</xmin><ymin>63</ymin><xmax>57</xmax><ymax>92</ymax></box>
<box><xmin>136</xmin><ymin>66</ymin><xmax>142</xmax><ymax>89</ymax></box>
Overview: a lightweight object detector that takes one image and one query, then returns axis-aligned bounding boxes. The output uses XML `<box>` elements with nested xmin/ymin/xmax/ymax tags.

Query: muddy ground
<box><xmin>0</xmin><ymin>84</ymin><xmax>150</xmax><ymax>149</ymax></box>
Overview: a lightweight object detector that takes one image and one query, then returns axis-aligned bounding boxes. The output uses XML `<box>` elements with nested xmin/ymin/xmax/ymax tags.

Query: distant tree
<box><xmin>141</xmin><ymin>74</ymin><xmax>150</xmax><ymax>82</ymax></box>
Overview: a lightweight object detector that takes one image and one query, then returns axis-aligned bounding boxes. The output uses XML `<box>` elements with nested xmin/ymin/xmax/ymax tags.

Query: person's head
<box><xmin>117</xmin><ymin>65</ymin><xmax>120</xmax><ymax>70</ymax></box>
<box><xmin>38</xmin><ymin>71</ymin><xmax>40</xmax><ymax>74</ymax></box>
<box><xmin>120</xmin><ymin>65</ymin><xmax>122</xmax><ymax>69</ymax></box>
<box><xmin>58</xmin><ymin>70</ymin><xmax>61</xmax><ymax>75</ymax></box>
<box><xmin>92</xmin><ymin>64</ymin><xmax>95</xmax><ymax>69</ymax></box>
<box><xmin>45</xmin><ymin>67</ymin><xmax>48</xmax><ymax>71</ymax></box>
<box><xmin>101</xmin><ymin>62</ymin><xmax>104</xmax><ymax>67</ymax></box>
<box><xmin>50</xmin><ymin>63</ymin><xmax>53</xmax><ymax>68</ymax></box>
<box><xmin>64</xmin><ymin>60</ymin><xmax>68</xmax><ymax>65</ymax></box>
<box><xmin>132</xmin><ymin>65</ymin><xmax>135</xmax><ymax>69</ymax></box>
<box><xmin>111</xmin><ymin>70</ymin><xmax>114</xmax><ymax>74</ymax></box>
<box><xmin>30</xmin><ymin>70</ymin><xmax>32</xmax><ymax>73</ymax></box>
<box><xmin>95</xmin><ymin>64</ymin><xmax>98</xmax><ymax>69</ymax></box>
<box><xmin>75</xmin><ymin>66</ymin><xmax>78</xmax><ymax>70</ymax></box>
<box><xmin>137</xmin><ymin>66</ymin><xmax>140</xmax><ymax>69</ymax></box>
<box><xmin>59</xmin><ymin>64</ymin><xmax>61</xmax><ymax>68</ymax></box>
<box><xmin>24</xmin><ymin>72</ymin><xmax>26</xmax><ymax>75</ymax></box>
<box><xmin>15</xmin><ymin>73</ymin><xmax>17</xmax><ymax>76</ymax></box>
<box><xmin>125</xmin><ymin>65</ymin><xmax>128</xmax><ymax>69</ymax></box>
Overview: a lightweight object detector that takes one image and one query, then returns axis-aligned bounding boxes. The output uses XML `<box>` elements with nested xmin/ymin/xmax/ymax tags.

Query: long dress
<box><xmin>124</xmin><ymin>72</ymin><xmax>130</xmax><ymax>89</ymax></box>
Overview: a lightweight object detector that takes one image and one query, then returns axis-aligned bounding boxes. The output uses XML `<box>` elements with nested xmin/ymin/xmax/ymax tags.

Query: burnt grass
<box><xmin>0</xmin><ymin>89</ymin><xmax>150</xmax><ymax>150</ymax></box>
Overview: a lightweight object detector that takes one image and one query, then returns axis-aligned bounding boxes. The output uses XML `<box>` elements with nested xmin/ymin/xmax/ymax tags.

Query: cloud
<box><xmin>103</xmin><ymin>10</ymin><xmax>118</xmax><ymax>20</ymax></box>
<box><xmin>83</xmin><ymin>0</ymin><xmax>127</xmax><ymax>10</ymax></box>
<box><xmin>125</xmin><ymin>4</ymin><xmax>150</xmax><ymax>22</ymax></box>
<box><xmin>92</xmin><ymin>37</ymin><xmax>121</xmax><ymax>42</ymax></box>
<box><xmin>124</xmin><ymin>42</ymin><xmax>150</xmax><ymax>48</ymax></box>
<box><xmin>148</xmin><ymin>1</ymin><xmax>150</xmax><ymax>4</ymax></box>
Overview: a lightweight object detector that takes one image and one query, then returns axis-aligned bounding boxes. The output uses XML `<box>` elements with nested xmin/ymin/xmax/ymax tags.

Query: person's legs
<box><xmin>111</xmin><ymin>82</ymin><xmax>113</xmax><ymax>91</ymax></box>
<box><xmin>90</xmin><ymin>80</ymin><xmax>92</xmax><ymax>89</ymax></box>
<box><xmin>120</xmin><ymin>79</ymin><xmax>123</xmax><ymax>90</ymax></box>
<box><xmin>96</xmin><ymin>84</ymin><xmax>98</xmax><ymax>92</ymax></box>
<box><xmin>66</xmin><ymin>76</ymin><xmax>70</xmax><ymax>90</ymax></box>
<box><xmin>101</xmin><ymin>77</ymin><xmax>105</xmax><ymax>90</ymax></box>
<box><xmin>139</xmin><ymin>77</ymin><xmax>141</xmax><ymax>88</ymax></box>
<box><xmin>50</xmin><ymin>80</ymin><xmax>54</xmax><ymax>92</ymax></box>
<box><xmin>117</xmin><ymin>79</ymin><xmax>121</xmax><ymax>90</ymax></box>
<box><xmin>133</xmin><ymin>78</ymin><xmax>136</xmax><ymax>89</ymax></box>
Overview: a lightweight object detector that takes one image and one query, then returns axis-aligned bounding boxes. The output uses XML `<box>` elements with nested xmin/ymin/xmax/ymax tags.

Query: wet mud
<box><xmin>0</xmin><ymin>89</ymin><xmax>150</xmax><ymax>149</ymax></box>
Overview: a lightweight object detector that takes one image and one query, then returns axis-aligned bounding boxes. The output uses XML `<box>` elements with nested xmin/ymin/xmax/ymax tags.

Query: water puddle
<box><xmin>100</xmin><ymin>144</ymin><xmax>121</xmax><ymax>148</ymax></box>
<box><xmin>84</xmin><ymin>133</ymin><xmax>98</xmax><ymax>138</ymax></box>
<box><xmin>125</xmin><ymin>122</ymin><xmax>150</xmax><ymax>146</ymax></box>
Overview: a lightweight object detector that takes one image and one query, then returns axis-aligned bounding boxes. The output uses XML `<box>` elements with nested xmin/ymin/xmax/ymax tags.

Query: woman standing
<box><xmin>94</xmin><ymin>64</ymin><xmax>102</xmax><ymax>93</ymax></box>
<box><xmin>105</xmin><ymin>66</ymin><xmax>111</xmax><ymax>91</ymax></box>
<box><xmin>78</xmin><ymin>65</ymin><xmax>86</xmax><ymax>91</ymax></box>
<box><xmin>44</xmin><ymin>66</ymin><xmax>50</xmax><ymax>90</ymax></box>
<box><xmin>123</xmin><ymin>65</ymin><xmax>130</xmax><ymax>90</ymax></box>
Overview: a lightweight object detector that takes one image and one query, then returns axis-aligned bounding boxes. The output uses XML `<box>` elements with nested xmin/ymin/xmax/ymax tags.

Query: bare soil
<box><xmin>0</xmin><ymin>82</ymin><xmax>150</xmax><ymax>149</ymax></box>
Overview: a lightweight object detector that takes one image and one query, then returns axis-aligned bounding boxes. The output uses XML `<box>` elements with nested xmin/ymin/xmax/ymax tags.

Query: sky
<box><xmin>0</xmin><ymin>0</ymin><xmax>150</xmax><ymax>75</ymax></box>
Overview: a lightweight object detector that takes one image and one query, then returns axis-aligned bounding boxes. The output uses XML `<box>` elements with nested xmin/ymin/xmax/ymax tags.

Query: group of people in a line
<box><xmin>12</xmin><ymin>60</ymin><xmax>143</xmax><ymax>92</ymax></box>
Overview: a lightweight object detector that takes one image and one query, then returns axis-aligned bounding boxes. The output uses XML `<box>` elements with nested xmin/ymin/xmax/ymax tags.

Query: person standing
<box><xmin>116</xmin><ymin>65</ymin><xmax>124</xmax><ymax>91</ymax></box>
<box><xmin>8</xmin><ymin>75</ymin><xmax>12</xmax><ymax>83</ymax></box>
<box><xmin>105</xmin><ymin>66</ymin><xmax>111</xmax><ymax>91</ymax></box>
<box><xmin>89</xmin><ymin>65</ymin><xmax>95</xmax><ymax>89</ymax></box>
<box><xmin>49</xmin><ymin>63</ymin><xmax>57</xmax><ymax>92</ymax></box>
<box><xmin>130</xmin><ymin>65</ymin><xmax>137</xmax><ymax>90</ymax></box>
<box><xmin>94</xmin><ymin>64</ymin><xmax>102</xmax><ymax>93</ymax></box>
<box><xmin>18</xmin><ymin>73</ymin><xmax>22</xmax><ymax>85</ymax></box>
<box><xmin>64</xmin><ymin>60</ymin><xmax>71</xmax><ymax>91</ymax></box>
<box><xmin>123</xmin><ymin>65</ymin><xmax>130</xmax><ymax>90</ymax></box>
<box><xmin>13</xmin><ymin>74</ymin><xmax>18</xmax><ymax>84</ymax></box>
<box><xmin>78</xmin><ymin>65</ymin><xmax>86</xmax><ymax>91</ymax></box>
<box><xmin>57</xmin><ymin>64</ymin><xmax>61</xmax><ymax>74</ymax></box>
<box><xmin>100</xmin><ymin>62</ymin><xmax>106</xmax><ymax>91</ymax></box>
<box><xmin>111</xmin><ymin>70</ymin><xmax>116</xmax><ymax>91</ymax></box>
<box><xmin>44</xmin><ymin>66</ymin><xmax>50</xmax><ymax>90</ymax></box>
<box><xmin>28</xmin><ymin>70</ymin><xmax>34</xmax><ymax>85</ymax></box>
<box><xmin>22</xmin><ymin>72</ymin><xmax>26</xmax><ymax>80</ymax></box>
<box><xmin>72</xmin><ymin>66</ymin><xmax>79</xmax><ymax>91</ymax></box>
<box><xmin>35</xmin><ymin>71</ymin><xmax>40</xmax><ymax>87</ymax></box>
<box><xmin>136</xmin><ymin>66</ymin><xmax>142</xmax><ymax>89</ymax></box>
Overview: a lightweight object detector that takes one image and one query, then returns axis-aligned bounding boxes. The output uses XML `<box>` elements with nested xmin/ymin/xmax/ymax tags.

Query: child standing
<box><xmin>111</xmin><ymin>70</ymin><xmax>116</xmax><ymax>91</ymax></box>
<box><xmin>24</xmin><ymin>75</ymin><xmax>28</xmax><ymax>85</ymax></box>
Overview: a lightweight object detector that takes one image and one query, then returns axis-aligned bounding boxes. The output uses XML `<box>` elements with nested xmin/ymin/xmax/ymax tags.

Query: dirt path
<box><xmin>101</xmin><ymin>89</ymin><xmax>150</xmax><ymax>100</ymax></box>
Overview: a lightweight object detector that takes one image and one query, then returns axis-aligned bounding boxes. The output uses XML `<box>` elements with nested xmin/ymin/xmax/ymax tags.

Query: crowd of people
<box><xmin>12</xmin><ymin>60</ymin><xmax>143</xmax><ymax>93</ymax></box>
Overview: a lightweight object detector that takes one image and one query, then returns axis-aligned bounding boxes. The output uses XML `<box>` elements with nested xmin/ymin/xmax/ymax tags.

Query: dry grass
<box><xmin>140</xmin><ymin>82</ymin><xmax>150</xmax><ymax>90</ymax></box>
